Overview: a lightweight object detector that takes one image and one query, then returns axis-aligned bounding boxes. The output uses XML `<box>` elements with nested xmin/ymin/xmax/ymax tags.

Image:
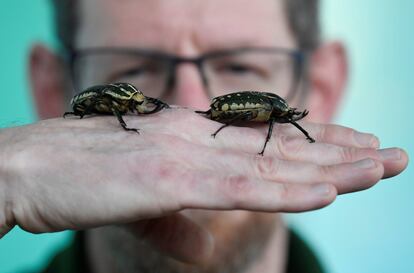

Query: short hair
<box><xmin>51</xmin><ymin>0</ymin><xmax>320</xmax><ymax>52</ymax></box>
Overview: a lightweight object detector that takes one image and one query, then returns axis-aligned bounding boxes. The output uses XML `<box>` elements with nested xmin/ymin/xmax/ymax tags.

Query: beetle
<box><xmin>196</xmin><ymin>91</ymin><xmax>315</xmax><ymax>155</ymax></box>
<box><xmin>63</xmin><ymin>82</ymin><xmax>169</xmax><ymax>133</ymax></box>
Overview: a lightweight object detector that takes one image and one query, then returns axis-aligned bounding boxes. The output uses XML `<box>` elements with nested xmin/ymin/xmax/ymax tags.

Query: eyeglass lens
<box><xmin>72</xmin><ymin>49</ymin><xmax>300</xmax><ymax>101</ymax></box>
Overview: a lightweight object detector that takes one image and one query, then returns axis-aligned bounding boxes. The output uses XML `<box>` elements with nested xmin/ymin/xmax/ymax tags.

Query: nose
<box><xmin>165</xmin><ymin>63</ymin><xmax>211</xmax><ymax>109</ymax></box>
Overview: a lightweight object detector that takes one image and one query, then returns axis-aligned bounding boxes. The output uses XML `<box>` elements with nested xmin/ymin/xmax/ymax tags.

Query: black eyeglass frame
<box><xmin>64</xmin><ymin>46</ymin><xmax>307</xmax><ymax>103</ymax></box>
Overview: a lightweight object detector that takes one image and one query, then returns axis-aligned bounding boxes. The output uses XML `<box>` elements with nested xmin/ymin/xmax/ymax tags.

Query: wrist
<box><xmin>0</xmin><ymin>181</ymin><xmax>15</xmax><ymax>239</ymax></box>
<box><xmin>0</xmin><ymin>129</ymin><xmax>16</xmax><ymax>238</ymax></box>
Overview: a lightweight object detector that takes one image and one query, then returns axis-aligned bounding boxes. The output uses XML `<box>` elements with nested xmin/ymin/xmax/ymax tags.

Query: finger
<box><xmin>202</xmin><ymin>122</ymin><xmax>380</xmax><ymax>156</ymax></box>
<box><xmin>150</xmin><ymin>138</ymin><xmax>337</xmax><ymax>212</ymax></box>
<box><xmin>145</xmin><ymin>109</ymin><xmax>305</xmax><ymax>152</ymax></box>
<box><xmin>275</xmin><ymin>122</ymin><xmax>380</xmax><ymax>148</ymax></box>
<box><xmin>268</xmin><ymin>135</ymin><xmax>381</xmax><ymax>165</ymax></box>
<box><xmin>204</xmin><ymin>128</ymin><xmax>405</xmax><ymax>181</ymax></box>
<box><xmin>131</xmin><ymin>108</ymin><xmax>378</xmax><ymax>150</ymax></box>
<box><xmin>193</xmin><ymin>144</ymin><xmax>384</xmax><ymax>194</ymax></box>
<box><xmin>0</xmin><ymin>222</ymin><xmax>15</xmax><ymax>239</ymax></box>
<box><xmin>164</xmin><ymin>139</ymin><xmax>380</xmax><ymax>198</ymax></box>
<box><xmin>126</xmin><ymin>213</ymin><xmax>214</xmax><ymax>264</ymax></box>
<box><xmin>180</xmin><ymin>172</ymin><xmax>337</xmax><ymax>213</ymax></box>
<box><xmin>378</xmin><ymin>148</ymin><xmax>409</xmax><ymax>179</ymax></box>
<box><xmin>245</xmin><ymin>155</ymin><xmax>384</xmax><ymax>194</ymax></box>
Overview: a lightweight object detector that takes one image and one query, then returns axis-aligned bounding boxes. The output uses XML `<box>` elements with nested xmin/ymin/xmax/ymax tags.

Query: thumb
<box><xmin>125</xmin><ymin>213</ymin><xmax>214</xmax><ymax>264</ymax></box>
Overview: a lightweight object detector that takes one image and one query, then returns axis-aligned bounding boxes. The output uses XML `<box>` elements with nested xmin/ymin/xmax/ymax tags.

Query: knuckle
<box><xmin>254</xmin><ymin>156</ymin><xmax>281</xmax><ymax>180</ymax></box>
<box><xmin>338</xmin><ymin>147</ymin><xmax>357</xmax><ymax>162</ymax></box>
<box><xmin>274</xmin><ymin>123</ymin><xmax>290</xmax><ymax>136</ymax></box>
<box><xmin>225</xmin><ymin>175</ymin><xmax>253</xmax><ymax>193</ymax></box>
<box><xmin>273</xmin><ymin>183</ymin><xmax>294</xmax><ymax>211</ymax></box>
<box><xmin>338</xmin><ymin>147</ymin><xmax>380</xmax><ymax>163</ymax></box>
<box><xmin>316</xmin><ymin>124</ymin><xmax>327</xmax><ymax>141</ymax></box>
<box><xmin>343</xmin><ymin>126</ymin><xmax>357</xmax><ymax>141</ymax></box>
<box><xmin>277</xmin><ymin>183</ymin><xmax>290</xmax><ymax>203</ymax></box>
<box><xmin>347</xmin><ymin>164</ymin><xmax>383</xmax><ymax>193</ymax></box>
<box><xmin>359</xmin><ymin>147</ymin><xmax>380</xmax><ymax>159</ymax></box>
<box><xmin>222</xmin><ymin>175</ymin><xmax>255</xmax><ymax>205</ymax></box>
<box><xmin>156</xmin><ymin>163</ymin><xmax>175</xmax><ymax>180</ymax></box>
<box><xmin>277</xmin><ymin>135</ymin><xmax>304</xmax><ymax>159</ymax></box>
<box><xmin>318</xmin><ymin>165</ymin><xmax>334</xmax><ymax>183</ymax></box>
<box><xmin>319</xmin><ymin>124</ymin><xmax>355</xmax><ymax>143</ymax></box>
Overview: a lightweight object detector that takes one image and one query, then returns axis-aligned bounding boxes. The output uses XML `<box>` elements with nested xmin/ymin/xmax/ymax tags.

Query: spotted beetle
<box><xmin>196</xmin><ymin>91</ymin><xmax>315</xmax><ymax>155</ymax></box>
<box><xmin>63</xmin><ymin>82</ymin><xmax>169</xmax><ymax>133</ymax></box>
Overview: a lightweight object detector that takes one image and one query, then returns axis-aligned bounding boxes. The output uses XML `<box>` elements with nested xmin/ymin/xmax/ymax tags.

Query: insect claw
<box><xmin>124</xmin><ymin>127</ymin><xmax>140</xmax><ymax>134</ymax></box>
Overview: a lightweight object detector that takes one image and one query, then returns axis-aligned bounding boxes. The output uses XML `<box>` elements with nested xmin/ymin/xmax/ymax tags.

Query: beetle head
<box><xmin>112</xmin><ymin>83</ymin><xmax>147</xmax><ymax>112</ymax></box>
<box><xmin>132</xmin><ymin>93</ymin><xmax>149</xmax><ymax>113</ymax></box>
<box><xmin>288</xmin><ymin>108</ymin><xmax>309</xmax><ymax>121</ymax></box>
<box><xmin>131</xmin><ymin>92</ymin><xmax>146</xmax><ymax>104</ymax></box>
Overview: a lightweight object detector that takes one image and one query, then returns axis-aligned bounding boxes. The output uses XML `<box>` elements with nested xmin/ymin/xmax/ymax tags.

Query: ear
<box><xmin>29</xmin><ymin>44</ymin><xmax>67</xmax><ymax>119</ymax></box>
<box><xmin>306</xmin><ymin>41</ymin><xmax>348</xmax><ymax>123</ymax></box>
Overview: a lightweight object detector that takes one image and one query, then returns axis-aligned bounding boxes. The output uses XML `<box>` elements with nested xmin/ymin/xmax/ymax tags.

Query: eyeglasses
<box><xmin>66</xmin><ymin>47</ymin><xmax>307</xmax><ymax>103</ymax></box>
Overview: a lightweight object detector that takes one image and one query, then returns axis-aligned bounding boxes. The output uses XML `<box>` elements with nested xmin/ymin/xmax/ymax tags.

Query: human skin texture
<box><xmin>0</xmin><ymin>0</ymin><xmax>408</xmax><ymax>273</ymax></box>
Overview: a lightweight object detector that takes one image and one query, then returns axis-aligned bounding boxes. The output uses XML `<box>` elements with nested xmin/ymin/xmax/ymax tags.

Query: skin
<box><xmin>0</xmin><ymin>0</ymin><xmax>408</xmax><ymax>272</ymax></box>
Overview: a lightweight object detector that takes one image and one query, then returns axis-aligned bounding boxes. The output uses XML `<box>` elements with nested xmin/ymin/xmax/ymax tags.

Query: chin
<box><xmin>91</xmin><ymin>211</ymin><xmax>279</xmax><ymax>273</ymax></box>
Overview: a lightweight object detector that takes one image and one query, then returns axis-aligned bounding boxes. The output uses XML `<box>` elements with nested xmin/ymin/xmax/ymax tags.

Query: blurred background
<box><xmin>0</xmin><ymin>1</ymin><xmax>413</xmax><ymax>273</ymax></box>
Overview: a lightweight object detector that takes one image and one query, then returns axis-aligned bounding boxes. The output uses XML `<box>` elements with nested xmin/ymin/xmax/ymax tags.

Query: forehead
<box><xmin>77</xmin><ymin>0</ymin><xmax>295</xmax><ymax>53</ymax></box>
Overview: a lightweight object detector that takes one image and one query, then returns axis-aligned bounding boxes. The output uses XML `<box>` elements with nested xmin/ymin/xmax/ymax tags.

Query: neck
<box><xmin>86</xmin><ymin>216</ymin><xmax>288</xmax><ymax>273</ymax></box>
<box><xmin>245</xmin><ymin>218</ymin><xmax>288</xmax><ymax>273</ymax></box>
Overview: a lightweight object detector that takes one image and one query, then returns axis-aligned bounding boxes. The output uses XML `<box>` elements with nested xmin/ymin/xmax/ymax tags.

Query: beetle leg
<box><xmin>67</xmin><ymin>97</ymin><xmax>108</xmax><ymax>119</ymax></box>
<box><xmin>211</xmin><ymin>111</ymin><xmax>253</xmax><ymax>138</ymax></box>
<box><xmin>111</xmin><ymin>107</ymin><xmax>140</xmax><ymax>134</ymax></box>
<box><xmin>258</xmin><ymin>120</ymin><xmax>275</xmax><ymax>156</ymax></box>
<box><xmin>63</xmin><ymin>111</ymin><xmax>86</xmax><ymax>119</ymax></box>
<box><xmin>195</xmin><ymin>109</ymin><xmax>212</xmax><ymax>117</ymax></box>
<box><xmin>288</xmin><ymin>119</ymin><xmax>315</xmax><ymax>143</ymax></box>
<box><xmin>63</xmin><ymin>112</ymin><xmax>75</xmax><ymax>118</ymax></box>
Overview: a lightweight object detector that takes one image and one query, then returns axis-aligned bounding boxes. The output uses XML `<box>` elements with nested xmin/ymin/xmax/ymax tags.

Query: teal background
<box><xmin>0</xmin><ymin>1</ymin><xmax>413</xmax><ymax>273</ymax></box>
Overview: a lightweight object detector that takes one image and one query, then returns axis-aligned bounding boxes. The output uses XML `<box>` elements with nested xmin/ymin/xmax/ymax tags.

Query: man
<box><xmin>0</xmin><ymin>0</ymin><xmax>408</xmax><ymax>272</ymax></box>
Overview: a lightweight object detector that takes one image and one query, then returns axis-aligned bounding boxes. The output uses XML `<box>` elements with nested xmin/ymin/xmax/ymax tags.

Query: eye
<box><xmin>218</xmin><ymin>63</ymin><xmax>257</xmax><ymax>74</ymax></box>
<box><xmin>118</xmin><ymin>67</ymin><xmax>146</xmax><ymax>78</ymax></box>
<box><xmin>118</xmin><ymin>65</ymin><xmax>153</xmax><ymax>77</ymax></box>
<box><xmin>113</xmin><ymin>63</ymin><xmax>163</xmax><ymax>80</ymax></box>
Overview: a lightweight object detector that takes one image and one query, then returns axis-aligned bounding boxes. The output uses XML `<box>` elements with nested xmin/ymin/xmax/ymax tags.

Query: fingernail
<box><xmin>379</xmin><ymin>148</ymin><xmax>401</xmax><ymax>161</ymax></box>
<box><xmin>355</xmin><ymin>132</ymin><xmax>380</xmax><ymax>148</ymax></box>
<box><xmin>312</xmin><ymin>183</ymin><xmax>331</xmax><ymax>196</ymax></box>
<box><xmin>354</xmin><ymin>158</ymin><xmax>376</xmax><ymax>169</ymax></box>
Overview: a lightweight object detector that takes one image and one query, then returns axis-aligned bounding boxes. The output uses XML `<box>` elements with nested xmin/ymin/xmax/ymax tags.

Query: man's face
<box><xmin>77</xmin><ymin>0</ymin><xmax>297</xmax><ymax>109</ymax></box>
<box><xmin>78</xmin><ymin>0</ymin><xmax>295</xmax><ymax>272</ymax></box>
